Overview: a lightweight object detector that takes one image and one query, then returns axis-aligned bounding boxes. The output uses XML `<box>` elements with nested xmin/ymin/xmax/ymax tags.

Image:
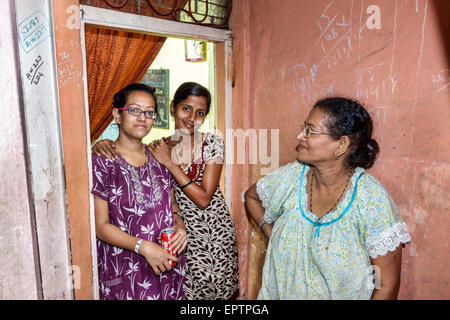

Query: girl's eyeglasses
<box><xmin>117</xmin><ymin>104</ymin><xmax>157</xmax><ymax>120</ymax></box>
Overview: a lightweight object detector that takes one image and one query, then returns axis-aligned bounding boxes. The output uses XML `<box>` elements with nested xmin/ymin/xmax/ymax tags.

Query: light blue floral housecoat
<box><xmin>256</xmin><ymin>161</ymin><xmax>411</xmax><ymax>300</ymax></box>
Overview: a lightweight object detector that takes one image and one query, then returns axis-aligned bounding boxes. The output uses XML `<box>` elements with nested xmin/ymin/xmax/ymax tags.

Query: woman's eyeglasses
<box><xmin>301</xmin><ymin>124</ymin><xmax>332</xmax><ymax>138</ymax></box>
<box><xmin>117</xmin><ymin>104</ymin><xmax>157</xmax><ymax>120</ymax></box>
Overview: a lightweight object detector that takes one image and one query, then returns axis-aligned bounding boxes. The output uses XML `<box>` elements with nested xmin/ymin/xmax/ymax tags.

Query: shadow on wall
<box><xmin>432</xmin><ymin>0</ymin><xmax>450</xmax><ymax>67</ymax></box>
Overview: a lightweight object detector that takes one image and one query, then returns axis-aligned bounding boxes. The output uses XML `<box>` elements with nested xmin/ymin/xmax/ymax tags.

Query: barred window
<box><xmin>80</xmin><ymin>0</ymin><xmax>231</xmax><ymax>29</ymax></box>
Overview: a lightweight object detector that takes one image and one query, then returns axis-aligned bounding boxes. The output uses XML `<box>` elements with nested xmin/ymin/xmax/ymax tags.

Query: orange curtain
<box><xmin>85</xmin><ymin>26</ymin><xmax>166</xmax><ymax>140</ymax></box>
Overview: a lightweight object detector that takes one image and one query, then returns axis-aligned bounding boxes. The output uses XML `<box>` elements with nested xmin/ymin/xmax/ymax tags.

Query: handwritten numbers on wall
<box><xmin>26</xmin><ymin>55</ymin><xmax>45</xmax><ymax>86</ymax></box>
<box><xmin>18</xmin><ymin>11</ymin><xmax>51</xmax><ymax>53</ymax></box>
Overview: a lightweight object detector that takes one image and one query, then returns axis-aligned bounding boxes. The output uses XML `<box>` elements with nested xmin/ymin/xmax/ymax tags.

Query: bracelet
<box><xmin>180</xmin><ymin>180</ymin><xmax>193</xmax><ymax>189</ymax></box>
<box><xmin>134</xmin><ymin>238</ymin><xmax>143</xmax><ymax>254</ymax></box>
<box><xmin>259</xmin><ymin>220</ymin><xmax>267</xmax><ymax>233</ymax></box>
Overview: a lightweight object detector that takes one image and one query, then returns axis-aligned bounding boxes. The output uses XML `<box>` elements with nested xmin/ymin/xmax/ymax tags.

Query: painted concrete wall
<box><xmin>230</xmin><ymin>0</ymin><xmax>449</xmax><ymax>299</ymax></box>
<box><xmin>1</xmin><ymin>0</ymin><xmax>80</xmax><ymax>300</ymax></box>
<box><xmin>1</xmin><ymin>0</ymin><xmax>94</xmax><ymax>300</ymax></box>
<box><xmin>0</xmin><ymin>0</ymin><xmax>41</xmax><ymax>300</ymax></box>
<box><xmin>52</xmin><ymin>0</ymin><xmax>95</xmax><ymax>299</ymax></box>
<box><xmin>14</xmin><ymin>0</ymin><xmax>76</xmax><ymax>300</ymax></box>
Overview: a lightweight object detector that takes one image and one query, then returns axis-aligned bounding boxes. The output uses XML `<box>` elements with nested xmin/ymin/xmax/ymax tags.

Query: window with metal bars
<box><xmin>79</xmin><ymin>0</ymin><xmax>232</xmax><ymax>29</ymax></box>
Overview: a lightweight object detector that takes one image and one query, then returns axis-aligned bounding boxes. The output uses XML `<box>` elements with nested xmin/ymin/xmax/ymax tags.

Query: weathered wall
<box><xmin>1</xmin><ymin>0</ymin><xmax>94</xmax><ymax>300</ymax></box>
<box><xmin>52</xmin><ymin>0</ymin><xmax>94</xmax><ymax>300</ymax></box>
<box><xmin>231</xmin><ymin>0</ymin><xmax>449</xmax><ymax>299</ymax></box>
<box><xmin>0</xmin><ymin>0</ymin><xmax>41</xmax><ymax>300</ymax></box>
<box><xmin>228</xmin><ymin>0</ymin><xmax>252</xmax><ymax>300</ymax></box>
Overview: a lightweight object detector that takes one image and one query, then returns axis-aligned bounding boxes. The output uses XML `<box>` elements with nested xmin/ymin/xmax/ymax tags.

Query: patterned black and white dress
<box><xmin>174</xmin><ymin>133</ymin><xmax>239</xmax><ymax>300</ymax></box>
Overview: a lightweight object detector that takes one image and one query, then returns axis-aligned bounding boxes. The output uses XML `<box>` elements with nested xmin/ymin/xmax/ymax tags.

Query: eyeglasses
<box><xmin>301</xmin><ymin>124</ymin><xmax>332</xmax><ymax>138</ymax></box>
<box><xmin>117</xmin><ymin>104</ymin><xmax>157</xmax><ymax>120</ymax></box>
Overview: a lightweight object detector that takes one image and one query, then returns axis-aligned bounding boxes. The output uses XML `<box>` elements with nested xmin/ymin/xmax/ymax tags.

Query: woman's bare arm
<box><xmin>244</xmin><ymin>183</ymin><xmax>273</xmax><ymax>239</ymax></box>
<box><xmin>169</xmin><ymin>188</ymin><xmax>188</xmax><ymax>255</ymax></box>
<box><xmin>370</xmin><ymin>246</ymin><xmax>403</xmax><ymax>300</ymax></box>
<box><xmin>148</xmin><ymin>140</ymin><xmax>222</xmax><ymax>210</ymax></box>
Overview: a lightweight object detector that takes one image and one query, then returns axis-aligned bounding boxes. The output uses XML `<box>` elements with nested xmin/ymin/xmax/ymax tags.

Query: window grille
<box><xmin>80</xmin><ymin>0</ymin><xmax>232</xmax><ymax>29</ymax></box>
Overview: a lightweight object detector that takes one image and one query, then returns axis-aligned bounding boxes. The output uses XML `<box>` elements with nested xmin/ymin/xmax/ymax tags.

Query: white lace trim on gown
<box><xmin>366</xmin><ymin>222</ymin><xmax>411</xmax><ymax>258</ymax></box>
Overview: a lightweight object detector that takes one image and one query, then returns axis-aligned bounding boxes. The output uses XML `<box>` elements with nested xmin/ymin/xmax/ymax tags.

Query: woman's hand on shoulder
<box><xmin>147</xmin><ymin>139</ymin><xmax>174</xmax><ymax>168</ymax></box>
<box><xmin>92</xmin><ymin>139</ymin><xmax>117</xmax><ymax>160</ymax></box>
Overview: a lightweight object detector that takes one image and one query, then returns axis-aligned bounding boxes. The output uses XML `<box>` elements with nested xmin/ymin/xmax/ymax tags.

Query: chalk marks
<box><xmin>431</xmin><ymin>69</ymin><xmax>450</xmax><ymax>93</ymax></box>
<box><xmin>18</xmin><ymin>11</ymin><xmax>50</xmax><ymax>54</ymax></box>
<box><xmin>355</xmin><ymin>62</ymin><xmax>388</xmax><ymax>103</ymax></box>
<box><xmin>280</xmin><ymin>58</ymin><xmax>333</xmax><ymax>104</ymax></box>
<box><xmin>389</xmin><ymin>0</ymin><xmax>399</xmax><ymax>97</ymax></box>
<box><xmin>372</xmin><ymin>105</ymin><xmax>390</xmax><ymax>127</ymax></box>
<box><xmin>409</xmin><ymin>0</ymin><xmax>429</xmax><ymax>156</ymax></box>
<box><xmin>316</xmin><ymin>0</ymin><xmax>354</xmax><ymax>69</ymax></box>
<box><xmin>25</xmin><ymin>55</ymin><xmax>45</xmax><ymax>86</ymax></box>
<box><xmin>57</xmin><ymin>51</ymin><xmax>82</xmax><ymax>88</ymax></box>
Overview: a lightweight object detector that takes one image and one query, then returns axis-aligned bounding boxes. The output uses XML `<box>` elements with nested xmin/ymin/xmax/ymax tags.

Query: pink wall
<box><xmin>231</xmin><ymin>0</ymin><xmax>449</xmax><ymax>299</ymax></box>
<box><xmin>53</xmin><ymin>0</ymin><xmax>94</xmax><ymax>300</ymax></box>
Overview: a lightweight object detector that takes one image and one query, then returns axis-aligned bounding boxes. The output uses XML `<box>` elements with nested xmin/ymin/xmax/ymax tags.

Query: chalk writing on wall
<box><xmin>316</xmin><ymin>1</ymin><xmax>354</xmax><ymax>70</ymax></box>
<box><xmin>18</xmin><ymin>11</ymin><xmax>50</xmax><ymax>54</ymax></box>
<box><xmin>355</xmin><ymin>62</ymin><xmax>388</xmax><ymax>102</ymax></box>
<box><xmin>431</xmin><ymin>69</ymin><xmax>450</xmax><ymax>93</ymax></box>
<box><xmin>57</xmin><ymin>51</ymin><xmax>82</xmax><ymax>88</ymax></box>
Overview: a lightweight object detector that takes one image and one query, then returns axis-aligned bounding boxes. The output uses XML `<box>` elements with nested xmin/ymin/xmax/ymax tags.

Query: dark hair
<box><xmin>113</xmin><ymin>83</ymin><xmax>158</xmax><ymax>112</ymax></box>
<box><xmin>172</xmin><ymin>82</ymin><xmax>211</xmax><ymax>115</ymax></box>
<box><xmin>313</xmin><ymin>97</ymin><xmax>379</xmax><ymax>169</ymax></box>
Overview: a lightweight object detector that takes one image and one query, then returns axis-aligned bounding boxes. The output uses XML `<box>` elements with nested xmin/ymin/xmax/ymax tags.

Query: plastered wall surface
<box><xmin>231</xmin><ymin>0</ymin><xmax>449</xmax><ymax>299</ymax></box>
<box><xmin>52</xmin><ymin>0</ymin><xmax>94</xmax><ymax>300</ymax></box>
<box><xmin>0</xmin><ymin>0</ymin><xmax>40</xmax><ymax>300</ymax></box>
<box><xmin>1</xmin><ymin>0</ymin><xmax>94</xmax><ymax>299</ymax></box>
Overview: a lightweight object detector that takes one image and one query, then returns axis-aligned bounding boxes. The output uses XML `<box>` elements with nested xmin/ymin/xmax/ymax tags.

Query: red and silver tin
<box><xmin>160</xmin><ymin>227</ymin><xmax>176</xmax><ymax>267</ymax></box>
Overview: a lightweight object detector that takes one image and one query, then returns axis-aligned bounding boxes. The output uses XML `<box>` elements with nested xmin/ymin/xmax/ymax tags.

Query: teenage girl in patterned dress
<box><xmin>93</xmin><ymin>82</ymin><xmax>239</xmax><ymax>300</ymax></box>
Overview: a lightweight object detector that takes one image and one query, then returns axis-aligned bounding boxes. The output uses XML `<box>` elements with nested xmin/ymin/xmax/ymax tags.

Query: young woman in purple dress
<box><xmin>91</xmin><ymin>83</ymin><xmax>188</xmax><ymax>300</ymax></box>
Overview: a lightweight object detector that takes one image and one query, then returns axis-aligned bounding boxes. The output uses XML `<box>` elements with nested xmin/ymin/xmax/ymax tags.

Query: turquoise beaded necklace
<box><xmin>298</xmin><ymin>165</ymin><xmax>364</xmax><ymax>239</ymax></box>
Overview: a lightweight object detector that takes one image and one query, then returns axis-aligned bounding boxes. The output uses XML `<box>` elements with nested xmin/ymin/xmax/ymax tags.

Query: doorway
<box><xmin>96</xmin><ymin>37</ymin><xmax>218</xmax><ymax>144</ymax></box>
<box><xmin>79</xmin><ymin>4</ymin><xmax>232</xmax><ymax>298</ymax></box>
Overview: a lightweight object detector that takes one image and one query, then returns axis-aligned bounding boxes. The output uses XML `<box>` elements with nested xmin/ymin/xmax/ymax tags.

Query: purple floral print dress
<box><xmin>91</xmin><ymin>149</ymin><xmax>185</xmax><ymax>300</ymax></box>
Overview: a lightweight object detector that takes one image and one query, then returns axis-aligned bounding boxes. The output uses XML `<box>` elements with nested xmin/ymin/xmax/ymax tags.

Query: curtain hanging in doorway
<box><xmin>85</xmin><ymin>26</ymin><xmax>166</xmax><ymax>140</ymax></box>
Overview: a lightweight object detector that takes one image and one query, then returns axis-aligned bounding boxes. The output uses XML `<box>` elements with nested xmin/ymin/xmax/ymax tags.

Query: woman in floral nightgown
<box><xmin>245</xmin><ymin>97</ymin><xmax>411</xmax><ymax>300</ymax></box>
